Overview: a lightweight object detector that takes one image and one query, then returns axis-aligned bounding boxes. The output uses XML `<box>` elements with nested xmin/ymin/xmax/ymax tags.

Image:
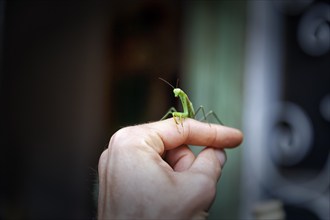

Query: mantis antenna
<box><xmin>159</xmin><ymin>77</ymin><xmax>175</xmax><ymax>89</ymax></box>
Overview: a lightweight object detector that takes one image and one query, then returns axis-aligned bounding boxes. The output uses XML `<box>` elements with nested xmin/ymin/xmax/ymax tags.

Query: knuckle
<box><xmin>111</xmin><ymin>126</ymin><xmax>131</xmax><ymax>141</ymax></box>
<box><xmin>98</xmin><ymin>149</ymin><xmax>108</xmax><ymax>172</ymax></box>
<box><xmin>209</xmin><ymin>128</ymin><xmax>218</xmax><ymax>147</ymax></box>
<box><xmin>109</xmin><ymin>126</ymin><xmax>135</xmax><ymax>148</ymax></box>
<box><xmin>108</xmin><ymin>125</ymin><xmax>151</xmax><ymax>152</ymax></box>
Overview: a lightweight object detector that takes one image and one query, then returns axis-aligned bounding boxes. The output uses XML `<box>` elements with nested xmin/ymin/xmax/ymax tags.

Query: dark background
<box><xmin>1</xmin><ymin>0</ymin><xmax>329</xmax><ymax>219</ymax></box>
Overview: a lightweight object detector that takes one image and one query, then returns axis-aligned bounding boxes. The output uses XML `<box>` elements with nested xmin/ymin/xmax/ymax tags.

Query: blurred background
<box><xmin>0</xmin><ymin>0</ymin><xmax>329</xmax><ymax>219</ymax></box>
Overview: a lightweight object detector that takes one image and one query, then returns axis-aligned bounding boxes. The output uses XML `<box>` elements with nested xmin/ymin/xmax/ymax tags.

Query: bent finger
<box><xmin>189</xmin><ymin>148</ymin><xmax>227</xmax><ymax>182</ymax></box>
<box><xmin>145</xmin><ymin>118</ymin><xmax>243</xmax><ymax>151</ymax></box>
<box><xmin>165</xmin><ymin>145</ymin><xmax>196</xmax><ymax>172</ymax></box>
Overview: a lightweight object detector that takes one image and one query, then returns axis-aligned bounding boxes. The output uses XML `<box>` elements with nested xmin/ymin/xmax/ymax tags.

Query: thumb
<box><xmin>189</xmin><ymin>148</ymin><xmax>227</xmax><ymax>182</ymax></box>
<box><xmin>185</xmin><ymin>148</ymin><xmax>227</xmax><ymax>212</ymax></box>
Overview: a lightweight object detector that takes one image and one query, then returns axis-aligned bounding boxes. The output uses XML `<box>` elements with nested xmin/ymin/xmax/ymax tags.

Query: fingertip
<box><xmin>221</xmin><ymin>127</ymin><xmax>244</xmax><ymax>148</ymax></box>
<box><xmin>234</xmin><ymin>129</ymin><xmax>244</xmax><ymax>144</ymax></box>
<box><xmin>214</xmin><ymin>149</ymin><xmax>227</xmax><ymax>168</ymax></box>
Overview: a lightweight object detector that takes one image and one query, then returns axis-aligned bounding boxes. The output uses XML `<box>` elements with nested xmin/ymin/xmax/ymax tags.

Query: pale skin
<box><xmin>98</xmin><ymin>118</ymin><xmax>243</xmax><ymax>219</ymax></box>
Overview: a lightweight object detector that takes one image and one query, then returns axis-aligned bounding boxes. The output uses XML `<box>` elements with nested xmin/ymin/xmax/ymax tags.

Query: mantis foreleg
<box><xmin>161</xmin><ymin>107</ymin><xmax>178</xmax><ymax>120</ymax></box>
<box><xmin>160</xmin><ymin>107</ymin><xmax>183</xmax><ymax>126</ymax></box>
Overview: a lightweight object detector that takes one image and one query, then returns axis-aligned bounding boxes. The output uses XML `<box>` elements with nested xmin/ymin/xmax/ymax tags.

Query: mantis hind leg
<box><xmin>195</xmin><ymin>105</ymin><xmax>224</xmax><ymax>125</ymax></box>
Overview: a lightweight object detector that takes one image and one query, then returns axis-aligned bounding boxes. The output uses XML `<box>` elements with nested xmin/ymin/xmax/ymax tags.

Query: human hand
<box><xmin>98</xmin><ymin>118</ymin><xmax>243</xmax><ymax>219</ymax></box>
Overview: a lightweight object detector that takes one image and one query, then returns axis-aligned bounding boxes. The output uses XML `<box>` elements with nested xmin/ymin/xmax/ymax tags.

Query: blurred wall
<box><xmin>1</xmin><ymin>1</ymin><xmax>112</xmax><ymax>218</ymax></box>
<box><xmin>181</xmin><ymin>1</ymin><xmax>246</xmax><ymax>220</ymax></box>
<box><xmin>241</xmin><ymin>0</ymin><xmax>329</xmax><ymax>219</ymax></box>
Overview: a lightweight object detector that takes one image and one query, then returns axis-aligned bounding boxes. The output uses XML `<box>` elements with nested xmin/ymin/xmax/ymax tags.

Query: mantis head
<box><xmin>159</xmin><ymin>77</ymin><xmax>182</xmax><ymax>97</ymax></box>
<box><xmin>173</xmin><ymin>88</ymin><xmax>182</xmax><ymax>97</ymax></box>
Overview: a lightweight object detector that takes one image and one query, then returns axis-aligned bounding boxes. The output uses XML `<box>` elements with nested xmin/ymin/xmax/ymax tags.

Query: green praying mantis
<box><xmin>159</xmin><ymin>78</ymin><xmax>223</xmax><ymax>125</ymax></box>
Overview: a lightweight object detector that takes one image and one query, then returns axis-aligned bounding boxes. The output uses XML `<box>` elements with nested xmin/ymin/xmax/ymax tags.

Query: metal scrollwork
<box><xmin>298</xmin><ymin>3</ymin><xmax>330</xmax><ymax>56</ymax></box>
<box><xmin>269</xmin><ymin>102</ymin><xmax>313</xmax><ymax>167</ymax></box>
<box><xmin>273</xmin><ymin>0</ymin><xmax>314</xmax><ymax>15</ymax></box>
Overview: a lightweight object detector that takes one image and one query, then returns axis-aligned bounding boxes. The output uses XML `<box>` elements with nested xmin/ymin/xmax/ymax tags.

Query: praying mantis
<box><xmin>159</xmin><ymin>78</ymin><xmax>223</xmax><ymax>125</ymax></box>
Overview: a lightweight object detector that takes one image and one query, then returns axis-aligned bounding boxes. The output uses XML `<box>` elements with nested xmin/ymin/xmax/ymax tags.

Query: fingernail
<box><xmin>214</xmin><ymin>149</ymin><xmax>227</xmax><ymax>168</ymax></box>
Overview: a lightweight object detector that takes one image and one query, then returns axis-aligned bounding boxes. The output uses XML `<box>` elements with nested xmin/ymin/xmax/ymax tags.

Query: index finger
<box><xmin>145</xmin><ymin>118</ymin><xmax>243</xmax><ymax>150</ymax></box>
